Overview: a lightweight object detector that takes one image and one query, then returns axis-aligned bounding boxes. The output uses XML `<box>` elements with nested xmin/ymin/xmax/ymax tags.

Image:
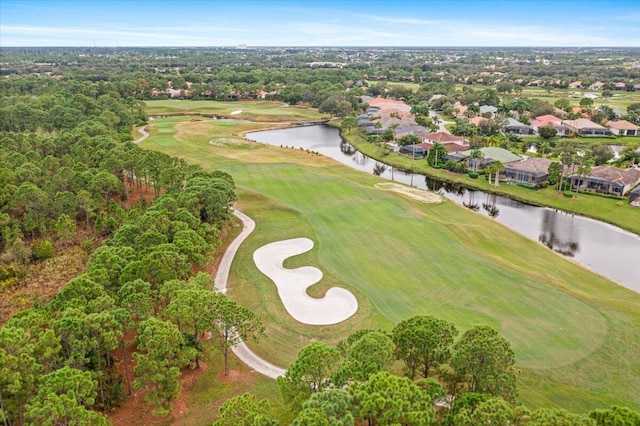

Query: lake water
<box><xmin>246</xmin><ymin>125</ymin><xmax>640</xmax><ymax>293</ymax></box>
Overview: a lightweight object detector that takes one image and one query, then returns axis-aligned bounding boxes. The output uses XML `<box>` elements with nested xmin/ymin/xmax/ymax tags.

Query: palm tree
<box><xmin>486</xmin><ymin>163</ymin><xmax>495</xmax><ymax>185</ymax></box>
<box><xmin>389</xmin><ymin>123</ymin><xmax>400</xmax><ymax>141</ymax></box>
<box><xmin>492</xmin><ymin>161</ymin><xmax>505</xmax><ymax>187</ymax></box>
<box><xmin>469</xmin><ymin>149</ymin><xmax>484</xmax><ymax>172</ymax></box>
<box><xmin>573</xmin><ymin>150</ymin><xmax>594</xmax><ymax>198</ymax></box>
<box><xmin>427</xmin><ymin>142</ymin><xmax>448</xmax><ymax>166</ymax></box>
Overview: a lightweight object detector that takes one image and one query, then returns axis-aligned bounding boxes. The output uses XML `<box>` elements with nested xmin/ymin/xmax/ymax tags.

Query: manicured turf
<box><xmin>145</xmin><ymin>99</ymin><xmax>327</xmax><ymax>122</ymax></box>
<box><xmin>140</xmin><ymin>114</ymin><xmax>640</xmax><ymax>413</ymax></box>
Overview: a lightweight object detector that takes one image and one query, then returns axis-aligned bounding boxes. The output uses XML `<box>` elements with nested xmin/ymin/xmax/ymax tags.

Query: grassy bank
<box><xmin>139</xmin><ymin>113</ymin><xmax>640</xmax><ymax>413</ymax></box>
<box><xmin>339</xmin><ymin>130</ymin><xmax>640</xmax><ymax>235</ymax></box>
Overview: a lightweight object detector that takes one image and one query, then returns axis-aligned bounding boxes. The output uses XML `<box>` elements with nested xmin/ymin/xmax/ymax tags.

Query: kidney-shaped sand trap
<box><xmin>253</xmin><ymin>238</ymin><xmax>358</xmax><ymax>325</ymax></box>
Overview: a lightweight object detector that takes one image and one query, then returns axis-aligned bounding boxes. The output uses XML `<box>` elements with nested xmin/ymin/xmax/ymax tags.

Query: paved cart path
<box><xmin>214</xmin><ymin>209</ymin><xmax>286</xmax><ymax>379</ymax></box>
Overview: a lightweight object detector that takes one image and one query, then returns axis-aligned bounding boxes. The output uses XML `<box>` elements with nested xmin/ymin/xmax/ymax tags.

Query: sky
<box><xmin>1</xmin><ymin>0</ymin><xmax>639</xmax><ymax>47</ymax></box>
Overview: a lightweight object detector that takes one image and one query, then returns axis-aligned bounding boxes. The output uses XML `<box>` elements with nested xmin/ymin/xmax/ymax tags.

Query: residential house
<box><xmin>468</xmin><ymin>116</ymin><xmax>487</xmax><ymax>127</ymax></box>
<box><xmin>399</xmin><ymin>144</ymin><xmax>428</xmax><ymax>158</ymax></box>
<box><xmin>453</xmin><ymin>101</ymin><xmax>468</xmax><ymax>118</ymax></box>
<box><xmin>530</xmin><ymin>114</ymin><xmax>570</xmax><ymax>136</ymax></box>
<box><xmin>589</xmin><ymin>81</ymin><xmax>605</xmax><ymax>90</ymax></box>
<box><xmin>568</xmin><ymin>81</ymin><xmax>582</xmax><ymax>89</ymax></box>
<box><xmin>563</xmin><ymin>118</ymin><xmax>612</xmax><ymax>136</ymax></box>
<box><xmin>634</xmin><ymin>84</ymin><xmax>640</xmax><ymax>92</ymax></box>
<box><xmin>612</xmin><ymin>108</ymin><xmax>625</xmax><ymax>117</ymax></box>
<box><xmin>570</xmin><ymin>106</ymin><xmax>589</xmax><ymax>118</ymax></box>
<box><xmin>568</xmin><ymin>166</ymin><xmax>640</xmax><ymax>196</ymax></box>
<box><xmin>504</xmin><ymin>117</ymin><xmax>534</xmax><ymax>135</ymax></box>
<box><xmin>443</xmin><ymin>147</ymin><xmax>522</xmax><ymax>170</ymax></box>
<box><xmin>606</xmin><ymin>120</ymin><xmax>640</xmax><ymax>136</ymax></box>
<box><xmin>421</xmin><ymin>132</ymin><xmax>469</xmax><ymax>146</ymax></box>
<box><xmin>503</xmin><ymin>157</ymin><xmax>553</xmax><ymax>186</ymax></box>
<box><xmin>629</xmin><ymin>186</ymin><xmax>640</xmax><ymax>206</ymax></box>
<box><xmin>395</xmin><ymin>124</ymin><xmax>431</xmax><ymax>139</ymax></box>
<box><xmin>479</xmin><ymin>105</ymin><xmax>498</xmax><ymax>116</ymax></box>
<box><xmin>615</xmin><ymin>82</ymin><xmax>627</xmax><ymax>90</ymax></box>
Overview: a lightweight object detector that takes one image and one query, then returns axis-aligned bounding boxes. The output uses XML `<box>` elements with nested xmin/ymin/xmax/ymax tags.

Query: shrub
<box><xmin>31</xmin><ymin>239</ymin><xmax>55</xmax><ymax>261</ymax></box>
<box><xmin>540</xmin><ymin>181</ymin><xmax>549</xmax><ymax>188</ymax></box>
<box><xmin>468</xmin><ymin>172</ymin><xmax>479</xmax><ymax>179</ymax></box>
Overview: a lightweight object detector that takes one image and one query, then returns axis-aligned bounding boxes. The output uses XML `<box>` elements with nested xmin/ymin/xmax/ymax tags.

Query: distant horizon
<box><xmin>2</xmin><ymin>0</ymin><xmax>639</xmax><ymax>48</ymax></box>
<box><xmin>2</xmin><ymin>45</ymin><xmax>640</xmax><ymax>49</ymax></box>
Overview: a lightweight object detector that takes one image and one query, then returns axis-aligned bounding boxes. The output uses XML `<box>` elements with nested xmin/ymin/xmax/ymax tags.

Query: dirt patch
<box><xmin>107</xmin><ymin>359</ymin><xmax>209</xmax><ymax>425</ymax></box>
<box><xmin>0</xmin><ymin>246</ymin><xmax>88</xmax><ymax>325</ymax></box>
<box><xmin>374</xmin><ymin>182</ymin><xmax>443</xmax><ymax>204</ymax></box>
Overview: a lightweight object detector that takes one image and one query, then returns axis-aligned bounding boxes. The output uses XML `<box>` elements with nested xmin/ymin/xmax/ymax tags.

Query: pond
<box><xmin>246</xmin><ymin>125</ymin><xmax>640</xmax><ymax>293</ymax></box>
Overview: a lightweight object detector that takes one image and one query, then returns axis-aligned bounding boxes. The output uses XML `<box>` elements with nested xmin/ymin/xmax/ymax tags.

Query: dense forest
<box><xmin>1</xmin><ymin>48</ymin><xmax>639</xmax><ymax>425</ymax></box>
<box><xmin>0</xmin><ymin>74</ymin><xmax>245</xmax><ymax>424</ymax></box>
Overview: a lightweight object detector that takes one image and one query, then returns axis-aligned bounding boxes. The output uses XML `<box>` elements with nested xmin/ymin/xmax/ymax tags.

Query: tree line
<box><xmin>0</xmin><ymin>76</ymin><xmax>268</xmax><ymax>424</ymax></box>
<box><xmin>215</xmin><ymin>315</ymin><xmax>639</xmax><ymax>426</ymax></box>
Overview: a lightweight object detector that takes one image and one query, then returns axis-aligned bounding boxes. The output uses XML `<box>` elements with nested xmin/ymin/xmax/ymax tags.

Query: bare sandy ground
<box><xmin>230</xmin><ymin>110</ymin><xmax>243</xmax><ymax>115</ymax></box>
<box><xmin>253</xmin><ymin>238</ymin><xmax>358</xmax><ymax>326</ymax></box>
<box><xmin>374</xmin><ymin>182</ymin><xmax>443</xmax><ymax>203</ymax></box>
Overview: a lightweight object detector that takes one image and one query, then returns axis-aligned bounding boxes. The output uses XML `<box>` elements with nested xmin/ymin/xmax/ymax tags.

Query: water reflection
<box><xmin>463</xmin><ymin>191</ymin><xmax>480</xmax><ymax>212</ymax></box>
<box><xmin>425</xmin><ymin>177</ymin><xmax>466</xmax><ymax>196</ymax></box>
<box><xmin>373</xmin><ymin>163</ymin><xmax>387</xmax><ymax>176</ymax></box>
<box><xmin>482</xmin><ymin>193</ymin><xmax>500</xmax><ymax>218</ymax></box>
<box><xmin>340</xmin><ymin>140</ymin><xmax>357</xmax><ymax>156</ymax></box>
<box><xmin>538</xmin><ymin>210</ymin><xmax>580</xmax><ymax>257</ymax></box>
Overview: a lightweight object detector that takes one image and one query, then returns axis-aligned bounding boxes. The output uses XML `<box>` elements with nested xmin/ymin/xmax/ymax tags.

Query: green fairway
<box><xmin>145</xmin><ymin>99</ymin><xmax>327</xmax><ymax>122</ymax></box>
<box><xmin>140</xmin><ymin>116</ymin><xmax>640</xmax><ymax>413</ymax></box>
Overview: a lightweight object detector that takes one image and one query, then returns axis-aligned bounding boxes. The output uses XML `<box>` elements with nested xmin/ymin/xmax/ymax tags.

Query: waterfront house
<box><xmin>503</xmin><ymin>157</ymin><xmax>553</xmax><ymax>186</ymax></box>
<box><xmin>443</xmin><ymin>147</ymin><xmax>522</xmax><ymax>170</ymax></box>
<box><xmin>568</xmin><ymin>166</ymin><xmax>640</xmax><ymax>196</ymax></box>
<box><xmin>421</xmin><ymin>131</ymin><xmax>468</xmax><ymax>146</ymax></box>
<box><xmin>399</xmin><ymin>144</ymin><xmax>428</xmax><ymax>158</ymax></box>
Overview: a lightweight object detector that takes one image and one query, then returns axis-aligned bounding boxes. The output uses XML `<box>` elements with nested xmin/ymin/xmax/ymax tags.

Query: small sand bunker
<box><xmin>230</xmin><ymin>110</ymin><xmax>243</xmax><ymax>115</ymax></box>
<box><xmin>253</xmin><ymin>238</ymin><xmax>358</xmax><ymax>325</ymax></box>
<box><xmin>374</xmin><ymin>182</ymin><xmax>443</xmax><ymax>204</ymax></box>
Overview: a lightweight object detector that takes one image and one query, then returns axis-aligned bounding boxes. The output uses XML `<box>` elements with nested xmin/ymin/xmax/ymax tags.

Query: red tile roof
<box><xmin>422</xmin><ymin>132</ymin><xmax>468</xmax><ymax>144</ymax></box>
<box><xmin>606</xmin><ymin>120</ymin><xmax>640</xmax><ymax>131</ymax></box>
<box><xmin>531</xmin><ymin>114</ymin><xmax>562</xmax><ymax>127</ymax></box>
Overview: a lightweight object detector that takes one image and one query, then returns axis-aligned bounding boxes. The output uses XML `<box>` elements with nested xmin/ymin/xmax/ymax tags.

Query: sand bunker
<box><xmin>230</xmin><ymin>110</ymin><xmax>243</xmax><ymax>115</ymax></box>
<box><xmin>374</xmin><ymin>182</ymin><xmax>443</xmax><ymax>204</ymax></box>
<box><xmin>253</xmin><ymin>238</ymin><xmax>358</xmax><ymax>325</ymax></box>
